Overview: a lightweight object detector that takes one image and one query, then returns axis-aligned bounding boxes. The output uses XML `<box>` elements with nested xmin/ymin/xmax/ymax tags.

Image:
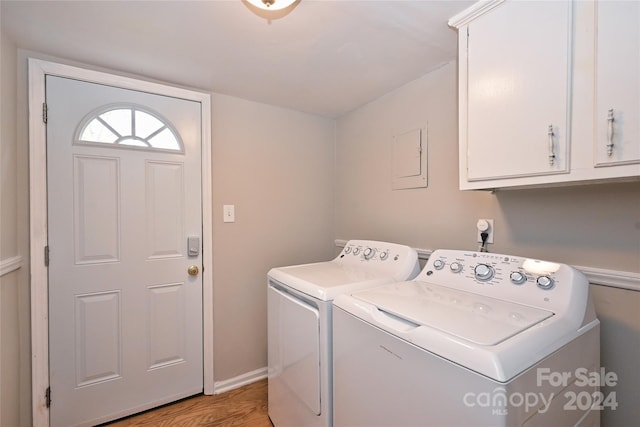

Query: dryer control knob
<box><xmin>363</xmin><ymin>247</ymin><xmax>376</xmax><ymax>260</ymax></box>
<box><xmin>474</xmin><ymin>264</ymin><xmax>494</xmax><ymax>281</ymax></box>
<box><xmin>537</xmin><ymin>276</ymin><xmax>555</xmax><ymax>290</ymax></box>
<box><xmin>450</xmin><ymin>262</ymin><xmax>463</xmax><ymax>273</ymax></box>
<box><xmin>510</xmin><ymin>271</ymin><xmax>527</xmax><ymax>285</ymax></box>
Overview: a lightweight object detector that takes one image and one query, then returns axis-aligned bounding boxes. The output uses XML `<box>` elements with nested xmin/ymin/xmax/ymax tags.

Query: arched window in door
<box><xmin>76</xmin><ymin>105</ymin><xmax>183</xmax><ymax>152</ymax></box>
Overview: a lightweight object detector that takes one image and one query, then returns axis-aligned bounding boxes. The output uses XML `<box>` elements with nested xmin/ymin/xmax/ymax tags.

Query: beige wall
<box><xmin>335</xmin><ymin>62</ymin><xmax>492</xmax><ymax>251</ymax></box>
<box><xmin>1</xmin><ymin>31</ymin><xmax>31</xmax><ymax>427</ymax></box>
<box><xmin>1</xmin><ymin>32</ymin><xmax>18</xmax><ymax>259</ymax></box>
<box><xmin>334</xmin><ymin>60</ymin><xmax>640</xmax><ymax>425</ymax></box>
<box><xmin>210</xmin><ymin>93</ymin><xmax>335</xmax><ymax>381</ymax></box>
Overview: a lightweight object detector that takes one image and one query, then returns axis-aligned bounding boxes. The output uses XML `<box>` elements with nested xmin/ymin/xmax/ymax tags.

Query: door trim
<box><xmin>28</xmin><ymin>58</ymin><xmax>214</xmax><ymax>426</ymax></box>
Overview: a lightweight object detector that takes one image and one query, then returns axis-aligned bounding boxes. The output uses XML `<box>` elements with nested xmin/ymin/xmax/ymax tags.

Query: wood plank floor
<box><xmin>105</xmin><ymin>379</ymin><xmax>272</xmax><ymax>427</ymax></box>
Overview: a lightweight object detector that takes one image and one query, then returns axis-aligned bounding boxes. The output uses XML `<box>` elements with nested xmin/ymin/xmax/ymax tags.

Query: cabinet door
<box><xmin>595</xmin><ymin>1</ymin><xmax>640</xmax><ymax>166</ymax></box>
<box><xmin>466</xmin><ymin>0</ymin><xmax>572</xmax><ymax>181</ymax></box>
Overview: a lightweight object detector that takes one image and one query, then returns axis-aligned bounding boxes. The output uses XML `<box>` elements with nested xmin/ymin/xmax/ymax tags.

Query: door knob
<box><xmin>188</xmin><ymin>265</ymin><xmax>199</xmax><ymax>276</ymax></box>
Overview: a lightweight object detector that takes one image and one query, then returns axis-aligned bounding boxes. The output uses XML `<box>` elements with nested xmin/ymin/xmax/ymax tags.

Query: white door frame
<box><xmin>28</xmin><ymin>58</ymin><xmax>214</xmax><ymax>427</ymax></box>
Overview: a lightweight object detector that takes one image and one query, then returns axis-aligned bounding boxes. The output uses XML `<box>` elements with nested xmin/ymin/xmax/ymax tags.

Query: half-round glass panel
<box><xmin>77</xmin><ymin>105</ymin><xmax>183</xmax><ymax>152</ymax></box>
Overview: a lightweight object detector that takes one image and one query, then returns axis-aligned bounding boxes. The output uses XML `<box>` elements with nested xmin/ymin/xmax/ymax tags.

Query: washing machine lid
<box><xmin>352</xmin><ymin>281</ymin><xmax>554</xmax><ymax>346</ymax></box>
<box><xmin>269</xmin><ymin>262</ymin><xmax>394</xmax><ymax>301</ymax></box>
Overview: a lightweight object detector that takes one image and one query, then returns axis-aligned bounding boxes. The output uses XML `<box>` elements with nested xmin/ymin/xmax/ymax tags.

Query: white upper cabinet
<box><xmin>450</xmin><ymin>0</ymin><xmax>640</xmax><ymax>190</ymax></box>
<box><xmin>594</xmin><ymin>0</ymin><xmax>640</xmax><ymax>167</ymax></box>
<box><xmin>466</xmin><ymin>0</ymin><xmax>572</xmax><ymax>181</ymax></box>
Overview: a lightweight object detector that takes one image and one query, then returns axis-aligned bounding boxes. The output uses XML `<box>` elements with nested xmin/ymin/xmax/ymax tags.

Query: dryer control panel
<box><xmin>419</xmin><ymin>249</ymin><xmax>592</xmax><ymax>324</ymax></box>
<box><xmin>338</xmin><ymin>240</ymin><xmax>420</xmax><ymax>281</ymax></box>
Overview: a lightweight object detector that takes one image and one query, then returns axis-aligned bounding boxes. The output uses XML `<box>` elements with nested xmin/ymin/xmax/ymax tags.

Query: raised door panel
<box><xmin>466</xmin><ymin>0</ymin><xmax>572</xmax><ymax>181</ymax></box>
<box><xmin>75</xmin><ymin>291</ymin><xmax>122</xmax><ymax>386</ymax></box>
<box><xmin>145</xmin><ymin>161</ymin><xmax>185</xmax><ymax>259</ymax></box>
<box><xmin>73</xmin><ymin>155</ymin><xmax>121</xmax><ymax>264</ymax></box>
<box><xmin>147</xmin><ymin>283</ymin><xmax>186</xmax><ymax>369</ymax></box>
<box><xmin>595</xmin><ymin>1</ymin><xmax>640</xmax><ymax>166</ymax></box>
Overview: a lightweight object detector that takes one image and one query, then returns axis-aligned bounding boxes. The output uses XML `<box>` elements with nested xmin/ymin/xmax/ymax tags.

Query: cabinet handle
<box><xmin>548</xmin><ymin>124</ymin><xmax>555</xmax><ymax>166</ymax></box>
<box><xmin>606</xmin><ymin>108</ymin><xmax>614</xmax><ymax>156</ymax></box>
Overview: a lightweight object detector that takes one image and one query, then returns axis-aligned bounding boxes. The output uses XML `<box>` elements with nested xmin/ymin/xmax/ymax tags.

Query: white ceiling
<box><xmin>1</xmin><ymin>0</ymin><xmax>473</xmax><ymax>118</ymax></box>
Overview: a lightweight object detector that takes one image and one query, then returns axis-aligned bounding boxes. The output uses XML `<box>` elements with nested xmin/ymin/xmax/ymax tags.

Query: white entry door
<box><xmin>46</xmin><ymin>75</ymin><xmax>203</xmax><ymax>426</ymax></box>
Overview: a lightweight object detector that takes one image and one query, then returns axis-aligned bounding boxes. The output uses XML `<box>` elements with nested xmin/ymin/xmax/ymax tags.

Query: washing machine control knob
<box><xmin>536</xmin><ymin>276</ymin><xmax>555</xmax><ymax>290</ymax></box>
<box><xmin>379</xmin><ymin>251</ymin><xmax>389</xmax><ymax>260</ymax></box>
<box><xmin>510</xmin><ymin>271</ymin><xmax>527</xmax><ymax>285</ymax></box>
<box><xmin>363</xmin><ymin>247</ymin><xmax>376</xmax><ymax>260</ymax></box>
<box><xmin>353</xmin><ymin>247</ymin><xmax>361</xmax><ymax>255</ymax></box>
<box><xmin>432</xmin><ymin>259</ymin><xmax>445</xmax><ymax>270</ymax></box>
<box><xmin>450</xmin><ymin>262</ymin><xmax>463</xmax><ymax>273</ymax></box>
<box><xmin>474</xmin><ymin>264</ymin><xmax>494</xmax><ymax>281</ymax></box>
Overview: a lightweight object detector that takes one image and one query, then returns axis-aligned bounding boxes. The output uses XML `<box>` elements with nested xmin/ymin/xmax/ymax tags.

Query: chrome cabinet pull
<box><xmin>548</xmin><ymin>125</ymin><xmax>555</xmax><ymax>166</ymax></box>
<box><xmin>606</xmin><ymin>108</ymin><xmax>614</xmax><ymax>156</ymax></box>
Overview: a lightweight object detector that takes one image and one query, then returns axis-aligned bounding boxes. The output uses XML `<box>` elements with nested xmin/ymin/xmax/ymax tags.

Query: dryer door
<box><xmin>268</xmin><ymin>282</ymin><xmax>321</xmax><ymax>416</ymax></box>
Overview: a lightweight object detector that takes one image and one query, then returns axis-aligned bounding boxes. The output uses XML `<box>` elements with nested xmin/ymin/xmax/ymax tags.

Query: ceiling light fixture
<box><xmin>246</xmin><ymin>0</ymin><xmax>297</xmax><ymax>11</ymax></box>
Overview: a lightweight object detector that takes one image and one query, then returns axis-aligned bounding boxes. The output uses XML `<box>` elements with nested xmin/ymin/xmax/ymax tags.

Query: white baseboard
<box><xmin>213</xmin><ymin>367</ymin><xmax>268</xmax><ymax>395</ymax></box>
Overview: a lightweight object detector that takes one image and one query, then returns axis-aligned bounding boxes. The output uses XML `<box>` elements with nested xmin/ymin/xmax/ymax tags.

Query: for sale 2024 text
<box><xmin>537</xmin><ymin>367</ymin><xmax>618</xmax><ymax>411</ymax></box>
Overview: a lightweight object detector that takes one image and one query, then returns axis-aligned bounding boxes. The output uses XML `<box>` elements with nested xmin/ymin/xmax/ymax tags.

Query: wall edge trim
<box><xmin>0</xmin><ymin>255</ymin><xmax>23</xmax><ymax>277</ymax></box>
<box><xmin>578</xmin><ymin>265</ymin><xmax>640</xmax><ymax>292</ymax></box>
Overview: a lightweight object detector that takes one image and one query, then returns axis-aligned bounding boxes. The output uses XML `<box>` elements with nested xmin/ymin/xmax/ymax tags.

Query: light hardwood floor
<box><xmin>104</xmin><ymin>379</ymin><xmax>272</xmax><ymax>427</ymax></box>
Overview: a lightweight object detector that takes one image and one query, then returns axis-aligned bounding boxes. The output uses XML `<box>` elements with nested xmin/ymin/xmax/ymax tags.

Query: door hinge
<box><xmin>45</xmin><ymin>386</ymin><xmax>51</xmax><ymax>408</ymax></box>
<box><xmin>44</xmin><ymin>246</ymin><xmax>50</xmax><ymax>267</ymax></box>
<box><xmin>466</xmin><ymin>27</ymin><xmax>469</xmax><ymax>50</ymax></box>
<box><xmin>42</xmin><ymin>102</ymin><xmax>48</xmax><ymax>124</ymax></box>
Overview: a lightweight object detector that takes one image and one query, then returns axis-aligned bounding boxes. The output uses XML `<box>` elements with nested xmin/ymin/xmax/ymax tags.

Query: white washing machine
<box><xmin>268</xmin><ymin>240</ymin><xmax>420</xmax><ymax>427</ymax></box>
<box><xmin>333</xmin><ymin>249</ymin><xmax>600</xmax><ymax>427</ymax></box>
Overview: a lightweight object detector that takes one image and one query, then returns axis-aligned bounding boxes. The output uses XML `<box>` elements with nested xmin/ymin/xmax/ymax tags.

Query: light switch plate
<box><xmin>223</xmin><ymin>205</ymin><xmax>235</xmax><ymax>223</ymax></box>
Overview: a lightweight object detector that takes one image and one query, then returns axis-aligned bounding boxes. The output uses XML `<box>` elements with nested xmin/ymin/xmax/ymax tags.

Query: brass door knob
<box><xmin>188</xmin><ymin>265</ymin><xmax>199</xmax><ymax>276</ymax></box>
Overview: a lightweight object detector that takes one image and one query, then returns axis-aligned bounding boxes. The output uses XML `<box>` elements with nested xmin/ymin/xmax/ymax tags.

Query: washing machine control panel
<box><xmin>419</xmin><ymin>249</ymin><xmax>588</xmax><ymax>314</ymax></box>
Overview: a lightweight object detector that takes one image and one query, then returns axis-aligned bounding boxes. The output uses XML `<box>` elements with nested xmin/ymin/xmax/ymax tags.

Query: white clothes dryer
<box><xmin>333</xmin><ymin>249</ymin><xmax>600</xmax><ymax>427</ymax></box>
<box><xmin>267</xmin><ymin>240</ymin><xmax>420</xmax><ymax>427</ymax></box>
